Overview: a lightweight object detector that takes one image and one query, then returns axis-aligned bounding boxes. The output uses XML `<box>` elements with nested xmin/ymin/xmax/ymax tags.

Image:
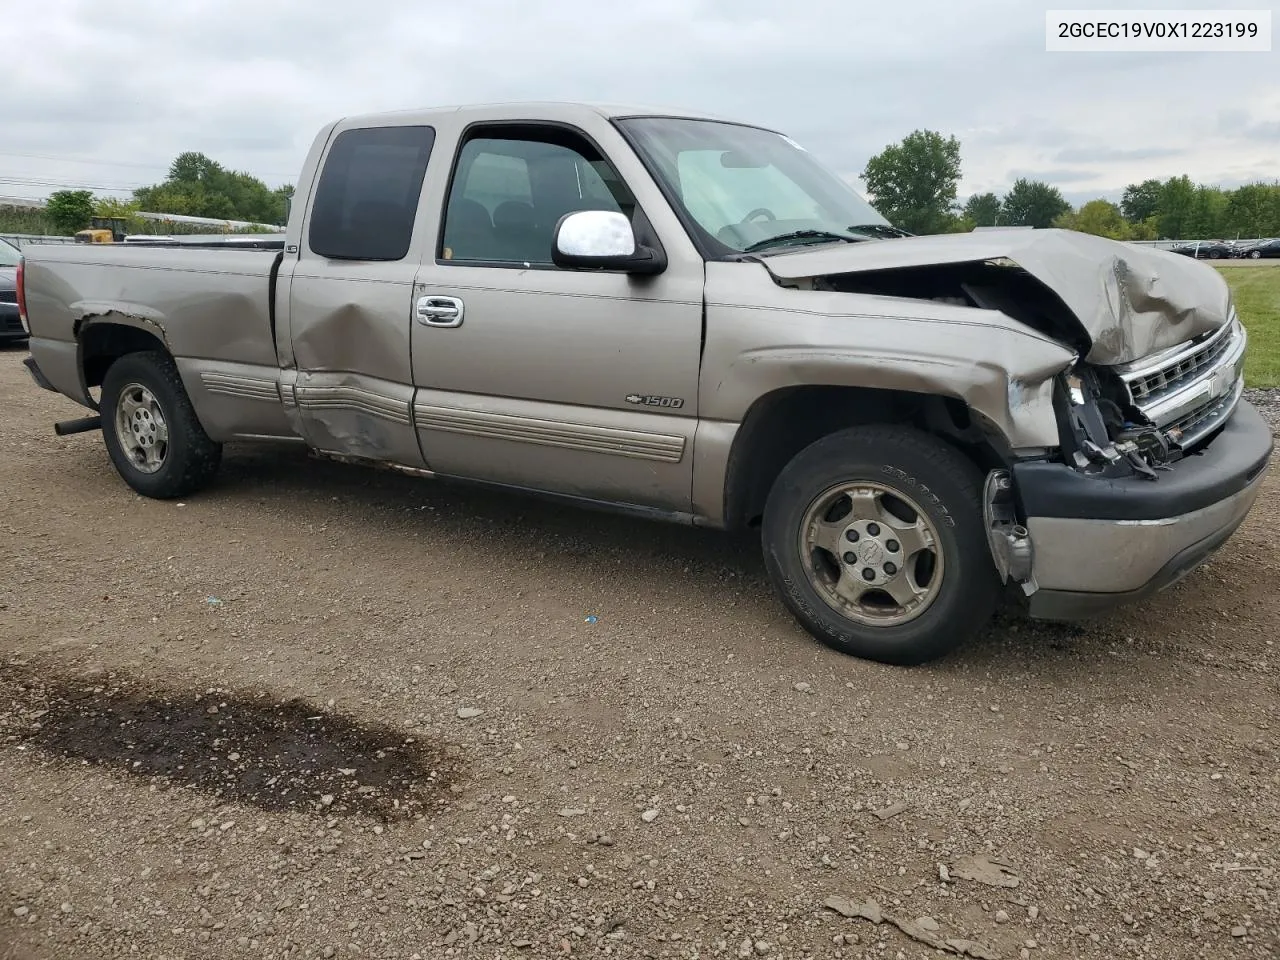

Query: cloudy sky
<box><xmin>3</xmin><ymin>0</ymin><xmax>1276</xmax><ymax>210</ymax></box>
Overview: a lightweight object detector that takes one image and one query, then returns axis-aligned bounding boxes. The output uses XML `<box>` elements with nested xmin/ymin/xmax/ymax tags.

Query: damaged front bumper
<box><xmin>1003</xmin><ymin>399</ymin><xmax>1272</xmax><ymax>619</ymax></box>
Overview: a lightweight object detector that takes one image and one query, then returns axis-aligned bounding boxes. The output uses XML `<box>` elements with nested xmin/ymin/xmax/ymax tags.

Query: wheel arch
<box><xmin>722</xmin><ymin>384</ymin><xmax>1013</xmax><ymax>530</ymax></box>
<box><xmin>76</xmin><ymin>314</ymin><xmax>171</xmax><ymax>404</ymax></box>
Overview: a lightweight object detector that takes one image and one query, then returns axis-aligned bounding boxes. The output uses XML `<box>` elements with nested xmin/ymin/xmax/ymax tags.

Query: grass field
<box><xmin>1218</xmin><ymin>265</ymin><xmax>1280</xmax><ymax>388</ymax></box>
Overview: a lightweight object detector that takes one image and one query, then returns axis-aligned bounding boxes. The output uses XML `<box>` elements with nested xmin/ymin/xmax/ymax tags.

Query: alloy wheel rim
<box><xmin>798</xmin><ymin>481</ymin><xmax>944</xmax><ymax>627</ymax></box>
<box><xmin>114</xmin><ymin>382</ymin><xmax>169</xmax><ymax>474</ymax></box>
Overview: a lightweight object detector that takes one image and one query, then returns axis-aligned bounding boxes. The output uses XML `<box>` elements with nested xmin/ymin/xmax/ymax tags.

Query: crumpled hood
<box><xmin>758</xmin><ymin>228</ymin><xmax>1233</xmax><ymax>365</ymax></box>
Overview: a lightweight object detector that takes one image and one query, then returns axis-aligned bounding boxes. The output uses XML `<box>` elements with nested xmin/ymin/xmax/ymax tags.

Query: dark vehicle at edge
<box><xmin>1171</xmin><ymin>239</ymin><xmax>1237</xmax><ymax>260</ymax></box>
<box><xmin>1237</xmin><ymin>238</ymin><xmax>1280</xmax><ymax>260</ymax></box>
<box><xmin>0</xmin><ymin>238</ymin><xmax>27</xmax><ymax>344</ymax></box>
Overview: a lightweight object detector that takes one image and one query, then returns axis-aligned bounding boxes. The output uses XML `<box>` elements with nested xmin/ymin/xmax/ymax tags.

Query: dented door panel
<box><xmin>281</xmin><ymin>120</ymin><xmax>439</xmax><ymax>471</ymax></box>
<box><xmin>288</xmin><ymin>270</ymin><xmax>417</xmax><ymax>386</ymax></box>
<box><xmin>285</xmin><ymin>271</ymin><xmax>425</xmax><ymax>468</ymax></box>
<box><xmin>293</xmin><ymin>370</ymin><xmax>420</xmax><ymax>464</ymax></box>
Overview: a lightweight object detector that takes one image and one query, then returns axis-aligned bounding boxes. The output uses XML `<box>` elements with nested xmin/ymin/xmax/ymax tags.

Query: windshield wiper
<box><xmin>846</xmin><ymin>223</ymin><xmax>912</xmax><ymax>239</ymax></box>
<box><xmin>741</xmin><ymin>230</ymin><xmax>865</xmax><ymax>254</ymax></box>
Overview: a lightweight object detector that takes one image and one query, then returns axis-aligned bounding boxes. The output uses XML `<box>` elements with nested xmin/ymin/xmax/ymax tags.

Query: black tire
<box><xmin>100</xmin><ymin>350</ymin><xmax>222</xmax><ymax>499</ymax></box>
<box><xmin>761</xmin><ymin>426</ymin><xmax>999</xmax><ymax>666</ymax></box>
<box><xmin>1250</xmin><ymin>250</ymin><xmax>1262</xmax><ymax>259</ymax></box>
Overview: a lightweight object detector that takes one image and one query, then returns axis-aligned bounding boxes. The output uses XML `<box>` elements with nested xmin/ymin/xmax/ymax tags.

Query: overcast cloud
<box><xmin>2</xmin><ymin>0</ymin><xmax>1276</xmax><ymax>209</ymax></box>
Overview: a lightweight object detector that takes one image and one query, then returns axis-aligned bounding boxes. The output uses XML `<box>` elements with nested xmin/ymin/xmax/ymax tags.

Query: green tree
<box><xmin>1120</xmin><ymin>180</ymin><xmax>1162</xmax><ymax>223</ymax></box>
<box><xmin>1056</xmin><ymin>199</ymin><xmax>1130</xmax><ymax>239</ymax></box>
<box><xmin>1222</xmin><ymin>183</ymin><xmax>1280</xmax><ymax>239</ymax></box>
<box><xmin>44</xmin><ymin>189</ymin><xmax>96</xmax><ymax>234</ymax></box>
<box><xmin>1186</xmin><ymin>186</ymin><xmax>1227</xmax><ymax>239</ymax></box>
<box><xmin>1157</xmin><ymin>175</ymin><xmax>1196</xmax><ymax>239</ymax></box>
<box><xmin>169</xmin><ymin>151</ymin><xmax>220</xmax><ymax>185</ymax></box>
<box><xmin>1128</xmin><ymin>216</ymin><xmax>1159</xmax><ymax>241</ymax></box>
<box><xmin>134</xmin><ymin>151</ymin><xmax>292</xmax><ymax>225</ymax></box>
<box><xmin>963</xmin><ymin>192</ymin><xmax>1002</xmax><ymax>227</ymax></box>
<box><xmin>93</xmin><ymin>196</ymin><xmax>140</xmax><ymax>219</ymax></box>
<box><xmin>1000</xmin><ymin>179</ymin><xmax>1070</xmax><ymax>228</ymax></box>
<box><xmin>860</xmin><ymin>130</ymin><xmax>963</xmax><ymax>235</ymax></box>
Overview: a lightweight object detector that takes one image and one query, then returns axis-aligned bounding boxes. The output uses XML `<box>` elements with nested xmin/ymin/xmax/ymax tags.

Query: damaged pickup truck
<box><xmin>17</xmin><ymin>102</ymin><xmax>1273</xmax><ymax>664</ymax></box>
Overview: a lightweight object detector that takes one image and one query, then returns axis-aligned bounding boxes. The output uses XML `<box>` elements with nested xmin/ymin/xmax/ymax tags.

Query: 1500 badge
<box><xmin>625</xmin><ymin>394</ymin><xmax>685</xmax><ymax>409</ymax></box>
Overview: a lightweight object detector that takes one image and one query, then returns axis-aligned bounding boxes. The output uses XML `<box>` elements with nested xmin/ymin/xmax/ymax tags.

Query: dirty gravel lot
<box><xmin>1</xmin><ymin>346</ymin><xmax>1277</xmax><ymax>960</ymax></box>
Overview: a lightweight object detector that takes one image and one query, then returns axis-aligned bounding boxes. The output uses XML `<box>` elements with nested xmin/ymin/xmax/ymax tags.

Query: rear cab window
<box><xmin>308</xmin><ymin>126</ymin><xmax>436</xmax><ymax>261</ymax></box>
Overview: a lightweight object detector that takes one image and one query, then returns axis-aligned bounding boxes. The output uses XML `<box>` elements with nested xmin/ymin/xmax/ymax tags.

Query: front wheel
<box><xmin>761</xmin><ymin>426</ymin><xmax>1000</xmax><ymax>665</ymax></box>
<box><xmin>1250</xmin><ymin>250</ymin><xmax>1262</xmax><ymax>259</ymax></box>
<box><xmin>101</xmin><ymin>351</ymin><xmax>222</xmax><ymax>499</ymax></box>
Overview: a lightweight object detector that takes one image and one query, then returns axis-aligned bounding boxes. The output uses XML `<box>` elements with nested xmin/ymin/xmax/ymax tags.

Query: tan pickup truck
<box><xmin>17</xmin><ymin>102</ymin><xmax>1272</xmax><ymax>665</ymax></box>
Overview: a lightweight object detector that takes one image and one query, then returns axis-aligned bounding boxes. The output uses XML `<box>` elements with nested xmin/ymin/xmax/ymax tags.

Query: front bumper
<box><xmin>1013</xmin><ymin>400</ymin><xmax>1273</xmax><ymax>620</ymax></box>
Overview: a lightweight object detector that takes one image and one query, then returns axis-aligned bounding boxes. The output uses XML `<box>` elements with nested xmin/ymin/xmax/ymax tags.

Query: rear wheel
<box><xmin>761</xmin><ymin>426</ymin><xmax>1000</xmax><ymax>665</ymax></box>
<box><xmin>1250</xmin><ymin>250</ymin><xmax>1262</xmax><ymax>259</ymax></box>
<box><xmin>100</xmin><ymin>351</ymin><xmax>221</xmax><ymax>499</ymax></box>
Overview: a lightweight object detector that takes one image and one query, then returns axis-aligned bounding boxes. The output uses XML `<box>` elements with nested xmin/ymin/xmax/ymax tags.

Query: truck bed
<box><xmin>22</xmin><ymin>242</ymin><xmax>285</xmax><ymax>427</ymax></box>
<box><xmin>21</xmin><ymin>243</ymin><xmax>282</xmax><ymax>370</ymax></box>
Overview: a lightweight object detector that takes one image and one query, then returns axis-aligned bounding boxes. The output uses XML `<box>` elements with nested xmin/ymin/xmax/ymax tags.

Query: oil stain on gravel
<box><xmin>0</xmin><ymin>661</ymin><xmax>462</xmax><ymax>821</ymax></box>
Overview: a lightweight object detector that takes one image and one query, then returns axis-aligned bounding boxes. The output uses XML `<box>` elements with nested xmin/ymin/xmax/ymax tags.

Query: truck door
<box><xmin>282</xmin><ymin>123</ymin><xmax>436</xmax><ymax>467</ymax></box>
<box><xmin>408</xmin><ymin>119</ymin><xmax>705</xmax><ymax>513</ymax></box>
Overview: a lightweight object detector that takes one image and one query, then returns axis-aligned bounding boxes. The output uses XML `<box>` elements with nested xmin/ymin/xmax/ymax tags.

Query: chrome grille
<box><xmin>1118</xmin><ymin>315</ymin><xmax>1247</xmax><ymax>450</ymax></box>
<box><xmin>1125</xmin><ymin>323</ymin><xmax>1234</xmax><ymax>404</ymax></box>
<box><xmin>1164</xmin><ymin>377</ymin><xmax>1243</xmax><ymax>444</ymax></box>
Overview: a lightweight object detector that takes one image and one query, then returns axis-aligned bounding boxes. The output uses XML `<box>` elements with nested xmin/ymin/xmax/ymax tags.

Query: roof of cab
<box><xmin>332</xmin><ymin>100</ymin><xmax>766</xmax><ymax>130</ymax></box>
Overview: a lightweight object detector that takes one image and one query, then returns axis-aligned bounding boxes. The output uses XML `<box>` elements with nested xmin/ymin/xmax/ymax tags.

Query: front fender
<box><xmin>702</xmin><ymin>263</ymin><xmax>1077</xmax><ymax>451</ymax></box>
<box><xmin>716</xmin><ymin>341</ymin><xmax>1068</xmax><ymax>451</ymax></box>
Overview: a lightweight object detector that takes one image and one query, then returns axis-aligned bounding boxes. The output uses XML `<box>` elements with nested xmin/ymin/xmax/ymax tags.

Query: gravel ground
<box><xmin>2</xmin><ymin>346</ymin><xmax>1278</xmax><ymax>960</ymax></box>
<box><xmin>1243</xmin><ymin>388</ymin><xmax>1280</xmax><ymax>433</ymax></box>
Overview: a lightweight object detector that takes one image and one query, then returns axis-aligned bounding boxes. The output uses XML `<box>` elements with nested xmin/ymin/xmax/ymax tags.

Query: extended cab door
<box><xmin>277</xmin><ymin>123</ymin><xmax>437</xmax><ymax>467</ymax></box>
<box><xmin>408</xmin><ymin>114</ymin><xmax>705</xmax><ymax>513</ymax></box>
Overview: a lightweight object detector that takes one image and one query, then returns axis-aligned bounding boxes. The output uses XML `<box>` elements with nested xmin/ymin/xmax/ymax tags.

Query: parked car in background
<box><xmin>1237</xmin><ymin>238</ymin><xmax>1280</xmax><ymax>259</ymax></box>
<box><xmin>1171</xmin><ymin>240</ymin><xmax>1236</xmax><ymax>260</ymax></box>
<box><xmin>0</xmin><ymin>237</ymin><xmax>27</xmax><ymax>344</ymax></box>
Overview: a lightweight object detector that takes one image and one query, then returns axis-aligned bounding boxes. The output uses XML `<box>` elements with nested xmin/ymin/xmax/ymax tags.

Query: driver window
<box><xmin>676</xmin><ymin>150</ymin><xmax>822</xmax><ymax>239</ymax></box>
<box><xmin>441</xmin><ymin>130</ymin><xmax>634</xmax><ymax>266</ymax></box>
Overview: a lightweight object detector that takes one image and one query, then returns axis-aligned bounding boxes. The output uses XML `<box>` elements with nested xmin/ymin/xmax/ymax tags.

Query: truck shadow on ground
<box><xmin>207</xmin><ymin>444</ymin><xmax>1132</xmax><ymax>667</ymax></box>
<box><xmin>0</xmin><ymin>658</ymin><xmax>463</xmax><ymax>821</ymax></box>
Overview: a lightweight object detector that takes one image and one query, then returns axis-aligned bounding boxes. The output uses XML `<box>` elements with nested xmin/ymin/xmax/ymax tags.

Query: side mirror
<box><xmin>552</xmin><ymin>210</ymin><xmax>665</xmax><ymax>275</ymax></box>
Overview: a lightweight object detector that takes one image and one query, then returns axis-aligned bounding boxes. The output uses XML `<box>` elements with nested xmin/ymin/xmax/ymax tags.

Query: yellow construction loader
<box><xmin>73</xmin><ymin>217</ymin><xmax>127</xmax><ymax>243</ymax></box>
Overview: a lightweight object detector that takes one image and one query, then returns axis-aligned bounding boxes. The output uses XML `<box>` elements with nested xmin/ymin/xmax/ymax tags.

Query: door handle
<box><xmin>416</xmin><ymin>296</ymin><xmax>464</xmax><ymax>327</ymax></box>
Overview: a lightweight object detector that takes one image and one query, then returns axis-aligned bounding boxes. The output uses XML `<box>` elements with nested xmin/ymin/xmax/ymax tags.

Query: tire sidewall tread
<box><xmin>762</xmin><ymin>425</ymin><xmax>999</xmax><ymax>666</ymax></box>
<box><xmin>100</xmin><ymin>350</ymin><xmax>221</xmax><ymax>499</ymax></box>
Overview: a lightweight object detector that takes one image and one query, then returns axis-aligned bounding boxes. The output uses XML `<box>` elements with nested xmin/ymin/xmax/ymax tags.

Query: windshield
<box><xmin>0</xmin><ymin>238</ymin><xmax>20</xmax><ymax>267</ymax></box>
<box><xmin>617</xmin><ymin>117</ymin><xmax>894</xmax><ymax>256</ymax></box>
